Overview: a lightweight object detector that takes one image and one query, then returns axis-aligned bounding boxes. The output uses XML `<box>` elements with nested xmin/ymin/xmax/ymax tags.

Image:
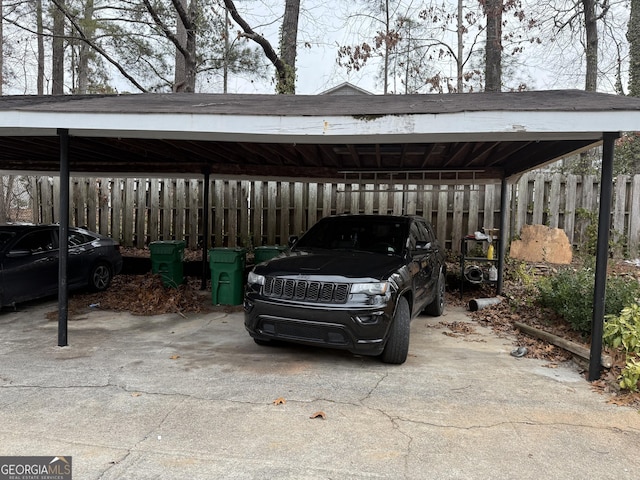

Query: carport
<box><xmin>2</xmin><ymin>89</ymin><xmax>640</xmax><ymax>381</ymax></box>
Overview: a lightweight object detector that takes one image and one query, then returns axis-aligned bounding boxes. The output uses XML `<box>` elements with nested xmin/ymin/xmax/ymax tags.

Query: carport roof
<box><xmin>2</xmin><ymin>89</ymin><xmax>640</xmax><ymax>181</ymax></box>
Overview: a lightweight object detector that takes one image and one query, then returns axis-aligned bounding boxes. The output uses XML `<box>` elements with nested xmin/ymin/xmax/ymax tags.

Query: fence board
<box><xmin>564</xmin><ymin>175</ymin><xmax>577</xmax><ymax>244</ymax></box>
<box><xmin>240</xmin><ymin>180</ymin><xmax>250</xmax><ymax>247</ymax></box>
<box><xmin>111</xmin><ymin>179</ymin><xmax>122</xmax><ymax>242</ymax></box>
<box><xmin>515</xmin><ymin>173</ymin><xmax>528</xmax><ymax>235</ymax></box>
<box><xmin>294</xmin><ymin>183</ymin><xmax>304</xmax><ymax>236</ymax></box>
<box><xmin>188</xmin><ymin>179</ymin><xmax>199</xmax><ymax>248</ymax></box>
<box><xmin>148</xmin><ymin>179</ymin><xmax>160</xmax><ymax>243</ymax></box>
<box><xmin>364</xmin><ymin>184</ymin><xmax>375</xmax><ymax>214</ymax></box>
<box><xmin>161</xmin><ymin>179</ymin><xmax>171</xmax><ymax>240</ymax></box>
<box><xmin>437</xmin><ymin>186</ymin><xmax>448</xmax><ymax>248</ymax></box>
<box><xmin>468</xmin><ymin>187</ymin><xmax>479</xmax><ymax>235</ymax></box>
<box><xmin>279</xmin><ymin>181</ymin><xmax>290</xmax><ymax>245</ymax></box>
<box><xmin>252</xmin><ymin>181</ymin><xmax>263</xmax><ymax>247</ymax></box>
<box><xmin>483</xmin><ymin>184</ymin><xmax>495</xmax><ymax>231</ymax></box>
<box><xmin>532</xmin><ymin>173</ymin><xmax>545</xmax><ymax>225</ymax></box>
<box><xmin>267</xmin><ymin>181</ymin><xmax>278</xmax><ymax>245</ymax></box>
<box><xmin>308</xmin><ymin>183</ymin><xmax>318</xmax><ymax>228</ymax></box>
<box><xmin>613</xmin><ymin>175</ymin><xmax>628</xmax><ymax>257</ymax></box>
<box><xmin>549</xmin><ymin>174</ymin><xmax>561</xmax><ymax>228</ymax></box>
<box><xmin>452</xmin><ymin>185</ymin><xmax>465</xmax><ymax>251</ymax></box>
<box><xmin>136</xmin><ymin>179</ymin><xmax>146</xmax><ymax>248</ymax></box>
<box><xmin>214</xmin><ymin>179</ymin><xmax>224</xmax><ymax>247</ymax></box>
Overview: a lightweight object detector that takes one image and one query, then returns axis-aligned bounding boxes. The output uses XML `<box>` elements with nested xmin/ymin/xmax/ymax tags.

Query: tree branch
<box><xmin>142</xmin><ymin>0</ymin><xmax>190</xmax><ymax>60</ymax></box>
<box><xmin>222</xmin><ymin>0</ymin><xmax>285</xmax><ymax>73</ymax></box>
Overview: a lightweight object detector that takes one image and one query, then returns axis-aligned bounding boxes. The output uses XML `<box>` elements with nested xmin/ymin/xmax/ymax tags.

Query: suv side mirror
<box><xmin>288</xmin><ymin>235</ymin><xmax>299</xmax><ymax>247</ymax></box>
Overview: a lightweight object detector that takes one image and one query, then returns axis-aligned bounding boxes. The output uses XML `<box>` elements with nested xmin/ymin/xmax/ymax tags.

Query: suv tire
<box><xmin>380</xmin><ymin>296</ymin><xmax>410</xmax><ymax>364</ymax></box>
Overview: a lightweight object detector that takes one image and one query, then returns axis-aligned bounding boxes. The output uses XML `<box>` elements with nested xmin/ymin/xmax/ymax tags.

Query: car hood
<box><xmin>254</xmin><ymin>249</ymin><xmax>404</xmax><ymax>281</ymax></box>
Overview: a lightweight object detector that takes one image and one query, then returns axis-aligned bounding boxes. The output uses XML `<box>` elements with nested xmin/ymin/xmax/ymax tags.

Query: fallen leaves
<box><xmin>47</xmin><ymin>273</ymin><xmax>213</xmax><ymax>320</ymax></box>
<box><xmin>271</xmin><ymin>397</ymin><xmax>327</xmax><ymax>419</ymax></box>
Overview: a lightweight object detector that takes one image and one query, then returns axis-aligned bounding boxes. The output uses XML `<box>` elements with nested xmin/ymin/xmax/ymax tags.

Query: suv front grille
<box><xmin>264</xmin><ymin>277</ymin><xmax>349</xmax><ymax>303</ymax></box>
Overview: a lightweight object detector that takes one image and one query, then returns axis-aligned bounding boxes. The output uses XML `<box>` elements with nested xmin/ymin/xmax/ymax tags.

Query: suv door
<box><xmin>407</xmin><ymin>220</ymin><xmax>432</xmax><ymax>311</ymax></box>
<box><xmin>417</xmin><ymin>219</ymin><xmax>441</xmax><ymax>303</ymax></box>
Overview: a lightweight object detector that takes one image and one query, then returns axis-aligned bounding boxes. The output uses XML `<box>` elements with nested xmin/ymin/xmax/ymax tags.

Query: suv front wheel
<box><xmin>380</xmin><ymin>296</ymin><xmax>411</xmax><ymax>364</ymax></box>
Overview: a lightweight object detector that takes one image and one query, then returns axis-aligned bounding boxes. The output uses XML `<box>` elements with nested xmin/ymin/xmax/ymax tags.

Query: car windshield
<box><xmin>293</xmin><ymin>217</ymin><xmax>408</xmax><ymax>255</ymax></box>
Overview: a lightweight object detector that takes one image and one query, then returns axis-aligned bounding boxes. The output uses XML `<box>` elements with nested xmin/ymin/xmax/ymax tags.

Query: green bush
<box><xmin>537</xmin><ymin>267</ymin><xmax>640</xmax><ymax>336</ymax></box>
<box><xmin>604</xmin><ymin>303</ymin><xmax>640</xmax><ymax>392</ymax></box>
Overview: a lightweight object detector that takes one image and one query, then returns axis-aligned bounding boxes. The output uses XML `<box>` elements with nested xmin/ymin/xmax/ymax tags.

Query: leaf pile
<box><xmin>56</xmin><ymin>273</ymin><xmax>213</xmax><ymax>318</ymax></box>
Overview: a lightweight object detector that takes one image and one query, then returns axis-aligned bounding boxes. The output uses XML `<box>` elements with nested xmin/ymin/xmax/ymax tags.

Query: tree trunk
<box><xmin>484</xmin><ymin>0</ymin><xmax>502</xmax><ymax>92</ymax></box>
<box><xmin>37</xmin><ymin>0</ymin><xmax>45</xmax><ymax>95</ymax></box>
<box><xmin>52</xmin><ymin>0</ymin><xmax>65</xmax><ymax>94</ymax></box>
<box><xmin>278</xmin><ymin>0</ymin><xmax>300</xmax><ymax>94</ymax></box>
<box><xmin>77</xmin><ymin>0</ymin><xmax>95</xmax><ymax>94</ymax></box>
<box><xmin>583</xmin><ymin>0</ymin><xmax>597</xmax><ymax>91</ymax></box>
<box><xmin>174</xmin><ymin>0</ymin><xmax>187</xmax><ymax>91</ymax></box>
<box><xmin>184</xmin><ymin>0</ymin><xmax>197</xmax><ymax>92</ymax></box>
<box><xmin>173</xmin><ymin>0</ymin><xmax>196</xmax><ymax>92</ymax></box>
<box><xmin>629</xmin><ymin>0</ymin><xmax>640</xmax><ymax>96</ymax></box>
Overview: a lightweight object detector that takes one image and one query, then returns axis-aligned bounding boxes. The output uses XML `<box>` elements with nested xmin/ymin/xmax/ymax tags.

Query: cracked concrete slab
<box><xmin>1</xmin><ymin>300</ymin><xmax>639</xmax><ymax>479</ymax></box>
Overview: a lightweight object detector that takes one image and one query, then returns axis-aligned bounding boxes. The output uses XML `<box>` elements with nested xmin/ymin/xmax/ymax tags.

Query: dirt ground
<box><xmin>57</xmin><ymin>248</ymin><xmax>640</xmax><ymax>407</ymax></box>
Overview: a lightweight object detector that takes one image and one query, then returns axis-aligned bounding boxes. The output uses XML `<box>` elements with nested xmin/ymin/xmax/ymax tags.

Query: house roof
<box><xmin>319</xmin><ymin>82</ymin><xmax>373</xmax><ymax>95</ymax></box>
<box><xmin>1</xmin><ymin>89</ymin><xmax>640</xmax><ymax>182</ymax></box>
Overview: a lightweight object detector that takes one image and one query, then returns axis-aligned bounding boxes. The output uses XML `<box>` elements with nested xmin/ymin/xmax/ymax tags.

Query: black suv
<box><xmin>244</xmin><ymin>214</ymin><xmax>446</xmax><ymax>364</ymax></box>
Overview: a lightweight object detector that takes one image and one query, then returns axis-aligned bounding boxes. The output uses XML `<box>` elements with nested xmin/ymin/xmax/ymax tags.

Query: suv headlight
<box><xmin>351</xmin><ymin>282</ymin><xmax>389</xmax><ymax>295</ymax></box>
<box><xmin>247</xmin><ymin>271</ymin><xmax>265</xmax><ymax>286</ymax></box>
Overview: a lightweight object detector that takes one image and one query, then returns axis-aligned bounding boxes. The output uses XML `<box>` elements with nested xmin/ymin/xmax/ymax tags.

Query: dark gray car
<box><xmin>0</xmin><ymin>224</ymin><xmax>123</xmax><ymax>308</ymax></box>
<box><xmin>244</xmin><ymin>214</ymin><xmax>446</xmax><ymax>364</ymax></box>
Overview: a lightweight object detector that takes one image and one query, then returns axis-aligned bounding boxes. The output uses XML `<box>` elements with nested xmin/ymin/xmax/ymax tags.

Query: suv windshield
<box><xmin>293</xmin><ymin>216</ymin><xmax>409</xmax><ymax>255</ymax></box>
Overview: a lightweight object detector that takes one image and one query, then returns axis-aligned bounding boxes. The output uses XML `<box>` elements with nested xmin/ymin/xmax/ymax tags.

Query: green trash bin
<box><xmin>149</xmin><ymin>240</ymin><xmax>185</xmax><ymax>288</ymax></box>
<box><xmin>253</xmin><ymin>245</ymin><xmax>286</xmax><ymax>264</ymax></box>
<box><xmin>210</xmin><ymin>247</ymin><xmax>247</xmax><ymax>305</ymax></box>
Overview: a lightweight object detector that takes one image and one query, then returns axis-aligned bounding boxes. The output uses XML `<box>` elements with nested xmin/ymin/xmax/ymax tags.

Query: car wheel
<box><xmin>380</xmin><ymin>296</ymin><xmax>410</xmax><ymax>365</ymax></box>
<box><xmin>424</xmin><ymin>270</ymin><xmax>445</xmax><ymax>317</ymax></box>
<box><xmin>89</xmin><ymin>262</ymin><xmax>112</xmax><ymax>292</ymax></box>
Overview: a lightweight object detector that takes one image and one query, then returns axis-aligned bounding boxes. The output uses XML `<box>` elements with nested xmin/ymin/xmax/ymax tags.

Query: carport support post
<box><xmin>496</xmin><ymin>177</ymin><xmax>508</xmax><ymax>295</ymax></box>
<box><xmin>201</xmin><ymin>168</ymin><xmax>210</xmax><ymax>290</ymax></box>
<box><xmin>588</xmin><ymin>132</ymin><xmax>619</xmax><ymax>381</ymax></box>
<box><xmin>57</xmin><ymin>128</ymin><xmax>70</xmax><ymax>347</ymax></box>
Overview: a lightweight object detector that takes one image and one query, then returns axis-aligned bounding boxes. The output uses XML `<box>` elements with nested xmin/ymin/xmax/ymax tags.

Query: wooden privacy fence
<box><xmin>29</xmin><ymin>173</ymin><xmax>640</xmax><ymax>257</ymax></box>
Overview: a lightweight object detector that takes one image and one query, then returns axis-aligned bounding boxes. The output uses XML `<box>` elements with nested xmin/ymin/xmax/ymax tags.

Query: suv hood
<box><xmin>254</xmin><ymin>249</ymin><xmax>404</xmax><ymax>281</ymax></box>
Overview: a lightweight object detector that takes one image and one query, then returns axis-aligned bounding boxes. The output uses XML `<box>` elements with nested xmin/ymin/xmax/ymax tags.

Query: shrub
<box><xmin>604</xmin><ymin>303</ymin><xmax>640</xmax><ymax>392</ymax></box>
<box><xmin>537</xmin><ymin>267</ymin><xmax>640</xmax><ymax>336</ymax></box>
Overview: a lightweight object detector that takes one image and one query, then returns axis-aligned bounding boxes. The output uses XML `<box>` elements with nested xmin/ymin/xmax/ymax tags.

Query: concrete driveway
<box><xmin>1</xmin><ymin>298</ymin><xmax>639</xmax><ymax>480</ymax></box>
